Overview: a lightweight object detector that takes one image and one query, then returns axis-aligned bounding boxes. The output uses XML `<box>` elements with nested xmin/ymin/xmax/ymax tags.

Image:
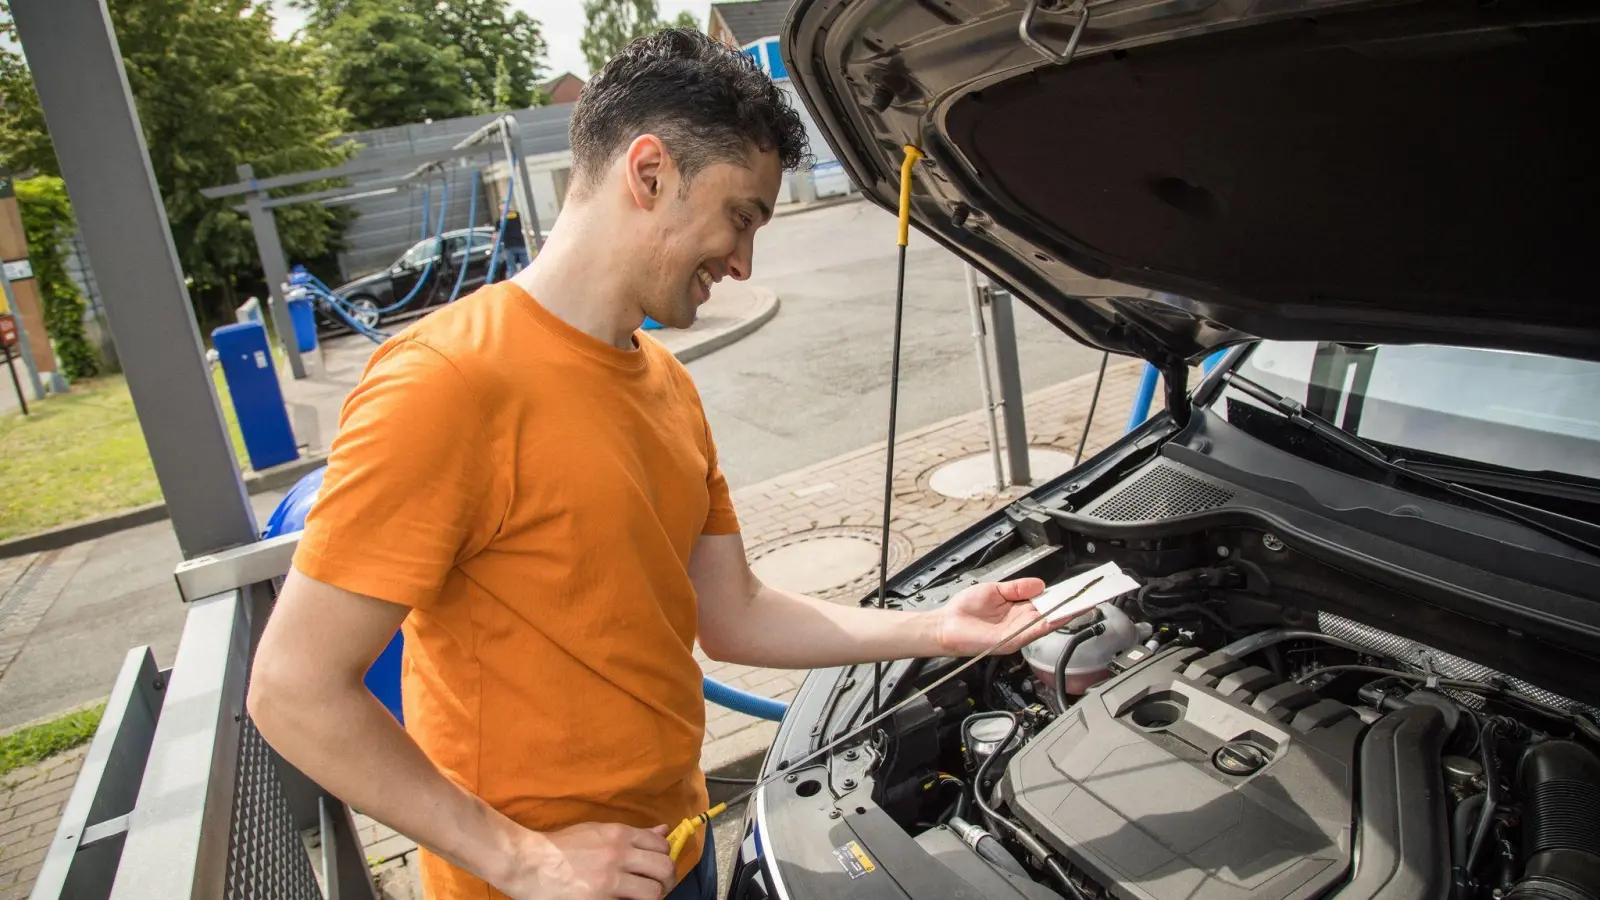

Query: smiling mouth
<box><xmin>697</xmin><ymin>267</ymin><xmax>715</xmax><ymax>290</ymax></box>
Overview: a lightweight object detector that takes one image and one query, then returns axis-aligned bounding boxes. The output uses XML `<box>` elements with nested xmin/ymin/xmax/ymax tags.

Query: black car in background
<box><xmin>315</xmin><ymin>226</ymin><xmax>499</xmax><ymax>336</ymax></box>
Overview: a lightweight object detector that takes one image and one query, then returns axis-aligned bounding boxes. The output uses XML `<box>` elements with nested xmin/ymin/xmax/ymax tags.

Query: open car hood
<box><xmin>779</xmin><ymin>0</ymin><xmax>1600</xmax><ymax>366</ymax></box>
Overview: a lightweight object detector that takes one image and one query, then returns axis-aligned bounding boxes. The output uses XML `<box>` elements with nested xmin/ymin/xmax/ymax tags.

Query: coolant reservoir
<box><xmin>1022</xmin><ymin>602</ymin><xmax>1140</xmax><ymax>698</ymax></box>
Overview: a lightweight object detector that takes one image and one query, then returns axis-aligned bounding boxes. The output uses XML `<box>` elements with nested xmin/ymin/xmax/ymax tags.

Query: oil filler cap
<box><xmin>1213</xmin><ymin>741</ymin><xmax>1269</xmax><ymax>775</ymax></box>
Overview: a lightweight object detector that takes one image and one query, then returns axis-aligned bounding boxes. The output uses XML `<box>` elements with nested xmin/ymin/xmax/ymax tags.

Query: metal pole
<box><xmin>13</xmin><ymin>0</ymin><xmax>259</xmax><ymax>557</ymax></box>
<box><xmin>238</xmin><ymin>164</ymin><xmax>307</xmax><ymax>380</ymax></box>
<box><xmin>4</xmin><ymin>346</ymin><xmax>27</xmax><ymax>414</ymax></box>
<box><xmin>963</xmin><ymin>265</ymin><xmax>1005</xmax><ymax>492</ymax></box>
<box><xmin>0</xmin><ymin>263</ymin><xmax>46</xmax><ymax>400</ymax></box>
<box><xmin>987</xmin><ymin>284</ymin><xmax>1031</xmax><ymax>486</ymax></box>
<box><xmin>503</xmin><ymin>121</ymin><xmax>544</xmax><ymax>250</ymax></box>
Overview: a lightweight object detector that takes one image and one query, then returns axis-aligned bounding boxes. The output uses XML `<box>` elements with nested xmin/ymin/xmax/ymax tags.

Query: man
<box><xmin>248</xmin><ymin>29</ymin><xmax>1054</xmax><ymax>900</ymax></box>
<box><xmin>498</xmin><ymin>202</ymin><xmax>532</xmax><ymax>275</ymax></box>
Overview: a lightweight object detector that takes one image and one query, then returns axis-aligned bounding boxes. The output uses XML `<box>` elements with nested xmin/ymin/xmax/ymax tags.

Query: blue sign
<box><xmin>743</xmin><ymin>37</ymin><xmax>789</xmax><ymax>82</ymax></box>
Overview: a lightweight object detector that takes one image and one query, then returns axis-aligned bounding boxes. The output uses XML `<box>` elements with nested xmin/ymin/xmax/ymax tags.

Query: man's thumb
<box><xmin>651</xmin><ymin>824</ymin><xmax>670</xmax><ymax>835</ymax></box>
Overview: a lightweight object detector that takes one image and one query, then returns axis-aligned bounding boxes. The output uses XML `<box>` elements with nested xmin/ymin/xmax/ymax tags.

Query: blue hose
<box><xmin>703</xmin><ymin>677</ymin><xmax>789</xmax><ymax>721</ymax></box>
<box><xmin>367</xmin><ymin>177</ymin><xmax>450</xmax><ymax>315</ymax></box>
<box><xmin>445</xmin><ymin>169</ymin><xmax>481</xmax><ymax>303</ymax></box>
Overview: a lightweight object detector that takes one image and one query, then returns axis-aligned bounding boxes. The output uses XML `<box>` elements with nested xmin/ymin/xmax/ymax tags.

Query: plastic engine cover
<box><xmin>1001</xmin><ymin>646</ymin><xmax>1365</xmax><ymax>900</ymax></box>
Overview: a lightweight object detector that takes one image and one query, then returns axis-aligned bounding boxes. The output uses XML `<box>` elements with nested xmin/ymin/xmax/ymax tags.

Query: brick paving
<box><xmin>0</xmin><ymin>358</ymin><xmax>1154</xmax><ymax>899</ymax></box>
<box><xmin>0</xmin><ymin>747</ymin><xmax>88</xmax><ymax>900</ymax></box>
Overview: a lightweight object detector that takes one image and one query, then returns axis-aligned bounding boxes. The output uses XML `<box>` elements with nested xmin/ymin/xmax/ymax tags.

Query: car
<box><xmin>315</xmin><ymin>226</ymin><xmax>501</xmax><ymax>336</ymax></box>
<box><xmin>730</xmin><ymin>3</ymin><xmax>1600</xmax><ymax>900</ymax></box>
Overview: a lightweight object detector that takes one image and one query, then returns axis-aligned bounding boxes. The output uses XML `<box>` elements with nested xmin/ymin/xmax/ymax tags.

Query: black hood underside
<box><xmin>781</xmin><ymin>0</ymin><xmax>1600</xmax><ymax>363</ymax></box>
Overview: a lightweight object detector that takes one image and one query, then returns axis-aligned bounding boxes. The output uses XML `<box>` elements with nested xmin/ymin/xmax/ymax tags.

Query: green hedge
<box><xmin>15</xmin><ymin>176</ymin><xmax>99</xmax><ymax>381</ymax></box>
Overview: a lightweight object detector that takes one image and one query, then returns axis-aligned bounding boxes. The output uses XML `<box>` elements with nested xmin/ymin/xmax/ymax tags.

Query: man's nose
<box><xmin>727</xmin><ymin>244</ymin><xmax>753</xmax><ymax>281</ymax></box>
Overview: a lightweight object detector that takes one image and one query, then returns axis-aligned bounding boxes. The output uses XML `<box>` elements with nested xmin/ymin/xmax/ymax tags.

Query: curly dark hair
<box><xmin>569</xmin><ymin>29</ymin><xmax>810</xmax><ymax>195</ymax></box>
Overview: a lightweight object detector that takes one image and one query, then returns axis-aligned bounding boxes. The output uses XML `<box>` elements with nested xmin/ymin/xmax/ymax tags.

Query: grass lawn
<box><xmin>0</xmin><ymin>370</ymin><xmax>250</xmax><ymax>541</ymax></box>
<box><xmin>0</xmin><ymin>703</ymin><xmax>105</xmax><ymax>781</ymax></box>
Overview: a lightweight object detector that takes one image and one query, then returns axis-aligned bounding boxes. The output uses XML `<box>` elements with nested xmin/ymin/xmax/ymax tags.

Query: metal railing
<box><xmin>31</xmin><ymin>565</ymin><xmax>377</xmax><ymax>900</ymax></box>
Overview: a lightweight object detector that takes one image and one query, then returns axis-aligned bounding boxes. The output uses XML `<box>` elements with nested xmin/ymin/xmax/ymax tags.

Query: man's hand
<box><xmin>503</xmin><ymin>822</ymin><xmax>676</xmax><ymax>900</ymax></box>
<box><xmin>934</xmin><ymin>578</ymin><xmax>1058</xmax><ymax>656</ymax></box>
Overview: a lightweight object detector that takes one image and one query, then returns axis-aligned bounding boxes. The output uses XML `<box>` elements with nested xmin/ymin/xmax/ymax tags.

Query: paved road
<box><xmin>689</xmin><ymin>198</ymin><xmax>1105</xmax><ymax>489</ymax></box>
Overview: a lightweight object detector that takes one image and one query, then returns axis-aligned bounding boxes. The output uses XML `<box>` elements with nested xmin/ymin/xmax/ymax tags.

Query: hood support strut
<box><xmin>1161</xmin><ymin>358</ymin><xmax>1191</xmax><ymax>428</ymax></box>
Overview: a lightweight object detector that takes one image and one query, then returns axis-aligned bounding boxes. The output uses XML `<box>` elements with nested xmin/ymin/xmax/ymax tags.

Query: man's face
<box><xmin>636</xmin><ymin>146</ymin><xmax>782</xmax><ymax>329</ymax></box>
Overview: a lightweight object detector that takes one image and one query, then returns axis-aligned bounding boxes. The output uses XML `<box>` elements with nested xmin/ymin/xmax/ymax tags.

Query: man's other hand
<box><xmin>504</xmin><ymin>822</ymin><xmax>677</xmax><ymax>900</ymax></box>
<box><xmin>934</xmin><ymin>578</ymin><xmax>1059</xmax><ymax>656</ymax></box>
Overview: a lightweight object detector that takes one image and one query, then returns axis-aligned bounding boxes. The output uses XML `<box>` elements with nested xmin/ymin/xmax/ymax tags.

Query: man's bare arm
<box><xmin>690</xmin><ymin>533</ymin><xmax>1054</xmax><ymax>668</ymax></box>
<box><xmin>248</xmin><ymin>568</ymin><xmax>676</xmax><ymax>900</ymax></box>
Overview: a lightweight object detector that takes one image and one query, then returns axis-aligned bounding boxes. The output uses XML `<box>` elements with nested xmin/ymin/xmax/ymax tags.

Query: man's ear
<box><xmin>623</xmin><ymin>134</ymin><xmax>671</xmax><ymax>210</ymax></box>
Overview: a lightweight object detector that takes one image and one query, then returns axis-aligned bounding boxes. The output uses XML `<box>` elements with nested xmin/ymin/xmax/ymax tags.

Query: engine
<box><xmin>869</xmin><ymin>563</ymin><xmax>1600</xmax><ymax>900</ymax></box>
<box><xmin>1002</xmin><ymin>646</ymin><xmax>1371</xmax><ymax>900</ymax></box>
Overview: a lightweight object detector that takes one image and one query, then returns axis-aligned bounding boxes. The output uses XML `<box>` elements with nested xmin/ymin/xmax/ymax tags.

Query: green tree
<box><xmin>295</xmin><ymin>0</ymin><xmax>550</xmax><ymax>129</ymax></box>
<box><xmin>321</xmin><ymin>3</ymin><xmax>477</xmax><ymax>127</ymax></box>
<box><xmin>14</xmin><ymin>176</ymin><xmax>97</xmax><ymax>380</ymax></box>
<box><xmin>0</xmin><ymin>0</ymin><xmax>354</xmax><ymax>322</ymax></box>
<box><xmin>580</xmin><ymin>0</ymin><xmax>688</xmax><ymax>74</ymax></box>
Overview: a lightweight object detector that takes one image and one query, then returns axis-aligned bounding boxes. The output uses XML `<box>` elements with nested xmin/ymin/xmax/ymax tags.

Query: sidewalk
<box><xmin>1</xmin><ymin>355</ymin><xmax>1154</xmax><ymax>897</ymax></box>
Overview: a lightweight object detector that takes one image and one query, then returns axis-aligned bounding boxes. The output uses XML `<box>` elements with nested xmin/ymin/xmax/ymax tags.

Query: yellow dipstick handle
<box><xmin>897</xmin><ymin>145</ymin><xmax>924</xmax><ymax>247</ymax></box>
<box><xmin>667</xmin><ymin>802</ymin><xmax>728</xmax><ymax>862</ymax></box>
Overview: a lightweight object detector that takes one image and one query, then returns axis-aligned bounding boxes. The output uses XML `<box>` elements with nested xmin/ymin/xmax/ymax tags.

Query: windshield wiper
<box><xmin>1223</xmin><ymin>371</ymin><xmax>1600</xmax><ymax>559</ymax></box>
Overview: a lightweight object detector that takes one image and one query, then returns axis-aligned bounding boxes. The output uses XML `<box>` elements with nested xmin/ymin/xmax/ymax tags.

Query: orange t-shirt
<box><xmin>294</xmin><ymin>282</ymin><xmax>739</xmax><ymax>899</ymax></box>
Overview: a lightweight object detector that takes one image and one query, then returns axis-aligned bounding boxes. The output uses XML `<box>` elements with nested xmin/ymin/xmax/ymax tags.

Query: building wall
<box><xmin>330</xmin><ymin>105</ymin><xmax>574</xmax><ymax>281</ymax></box>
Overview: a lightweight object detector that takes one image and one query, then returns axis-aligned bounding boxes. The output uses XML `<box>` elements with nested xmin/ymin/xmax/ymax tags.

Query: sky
<box><xmin>269</xmin><ymin>0</ymin><xmax>710</xmax><ymax>81</ymax></box>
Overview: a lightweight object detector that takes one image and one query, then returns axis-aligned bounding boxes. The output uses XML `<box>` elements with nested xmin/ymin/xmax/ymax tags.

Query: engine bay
<box><xmin>765</xmin><ymin>544</ymin><xmax>1600</xmax><ymax>900</ymax></box>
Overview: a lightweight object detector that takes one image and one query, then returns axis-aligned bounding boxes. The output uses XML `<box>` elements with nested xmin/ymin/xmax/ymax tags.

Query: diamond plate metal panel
<box><xmin>225</xmin><ymin>717</ymin><xmax>321</xmax><ymax>900</ymax></box>
<box><xmin>1082</xmin><ymin>462</ymin><xmax>1235</xmax><ymax>522</ymax></box>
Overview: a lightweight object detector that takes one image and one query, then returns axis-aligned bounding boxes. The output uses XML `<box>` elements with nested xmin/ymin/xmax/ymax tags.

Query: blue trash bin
<box><xmin>286</xmin><ymin>293</ymin><xmax>317</xmax><ymax>353</ymax></box>
<box><xmin>264</xmin><ymin>466</ymin><xmax>406</xmax><ymax>724</ymax></box>
<box><xmin>212</xmin><ymin>321</ymin><xmax>299</xmax><ymax>471</ymax></box>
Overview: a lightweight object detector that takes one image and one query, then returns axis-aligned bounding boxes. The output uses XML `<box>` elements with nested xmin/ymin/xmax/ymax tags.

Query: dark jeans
<box><xmin>503</xmin><ymin>246</ymin><xmax>531</xmax><ymax>274</ymax></box>
<box><xmin>666</xmin><ymin>827</ymin><xmax>717</xmax><ymax>900</ymax></box>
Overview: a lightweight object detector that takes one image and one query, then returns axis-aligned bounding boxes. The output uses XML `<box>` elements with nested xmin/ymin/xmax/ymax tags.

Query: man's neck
<box><xmin>510</xmin><ymin>213</ymin><xmax>643</xmax><ymax>350</ymax></box>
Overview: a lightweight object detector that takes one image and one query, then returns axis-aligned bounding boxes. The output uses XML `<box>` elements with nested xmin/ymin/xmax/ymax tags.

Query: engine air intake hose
<box><xmin>1506</xmin><ymin>741</ymin><xmax>1600</xmax><ymax>900</ymax></box>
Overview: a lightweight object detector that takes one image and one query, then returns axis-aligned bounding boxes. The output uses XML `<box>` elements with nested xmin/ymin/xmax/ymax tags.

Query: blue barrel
<box><xmin>264</xmin><ymin>466</ymin><xmax>406</xmax><ymax>724</ymax></box>
<box><xmin>286</xmin><ymin>295</ymin><xmax>317</xmax><ymax>353</ymax></box>
<box><xmin>212</xmin><ymin>322</ymin><xmax>299</xmax><ymax>471</ymax></box>
<box><xmin>642</xmin><ymin>316</ymin><xmax>665</xmax><ymax>331</ymax></box>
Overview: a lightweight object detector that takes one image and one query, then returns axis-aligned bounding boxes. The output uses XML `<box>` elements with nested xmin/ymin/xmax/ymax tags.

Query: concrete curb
<box><xmin>0</xmin><ymin>452</ymin><xmax>329</xmax><ymax>559</ymax></box>
<box><xmin>671</xmin><ymin>287</ymin><xmax>780</xmax><ymax>364</ymax></box>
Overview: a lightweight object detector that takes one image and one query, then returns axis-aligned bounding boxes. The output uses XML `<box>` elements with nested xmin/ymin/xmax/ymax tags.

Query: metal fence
<box><xmin>30</xmin><ymin>550</ymin><xmax>377</xmax><ymax>900</ymax></box>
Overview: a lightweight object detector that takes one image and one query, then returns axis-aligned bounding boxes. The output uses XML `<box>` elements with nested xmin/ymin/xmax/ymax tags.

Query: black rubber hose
<box><xmin>966</xmin><ymin>712</ymin><xmax>1092</xmax><ymax>900</ymax></box>
<box><xmin>1466</xmin><ymin>719</ymin><xmax>1511</xmax><ymax>877</ymax></box>
<box><xmin>1053</xmin><ymin>623</ymin><xmax>1108</xmax><ymax>713</ymax></box>
<box><xmin>1045</xmin><ymin>857</ymin><xmax>1094</xmax><ymax>900</ymax></box>
<box><xmin>1452</xmin><ymin>792</ymin><xmax>1487</xmax><ymax>900</ymax></box>
<box><xmin>1453</xmin><ymin>793</ymin><xmax>1487</xmax><ymax>868</ymax></box>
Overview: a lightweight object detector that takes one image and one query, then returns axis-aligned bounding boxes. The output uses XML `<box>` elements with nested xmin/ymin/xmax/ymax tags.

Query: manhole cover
<box><xmin>748</xmin><ymin>527</ymin><xmax>915</xmax><ymax>597</ymax></box>
<box><xmin>927</xmin><ymin>449</ymin><xmax>1077</xmax><ymax>500</ymax></box>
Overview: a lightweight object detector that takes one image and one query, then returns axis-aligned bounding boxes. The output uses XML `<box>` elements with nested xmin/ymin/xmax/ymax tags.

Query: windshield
<box><xmin>1214</xmin><ymin>342</ymin><xmax>1600</xmax><ymax>481</ymax></box>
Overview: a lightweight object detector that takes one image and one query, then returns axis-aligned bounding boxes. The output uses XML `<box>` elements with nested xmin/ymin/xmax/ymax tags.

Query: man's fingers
<box><xmin>614</xmin><ymin>873</ymin><xmax>667</xmax><ymax>900</ymax></box>
<box><xmin>624</xmin><ymin>848</ymin><xmax>677</xmax><ymax>890</ymax></box>
<box><xmin>631</xmin><ymin>826</ymin><xmax>671</xmax><ymax>853</ymax></box>
<box><xmin>995</xmin><ymin>577</ymin><xmax>1046</xmax><ymax>602</ymax></box>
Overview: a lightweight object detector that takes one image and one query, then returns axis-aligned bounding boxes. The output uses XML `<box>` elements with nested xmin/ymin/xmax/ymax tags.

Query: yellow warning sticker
<box><xmin>833</xmin><ymin>840</ymin><xmax>876</xmax><ymax>879</ymax></box>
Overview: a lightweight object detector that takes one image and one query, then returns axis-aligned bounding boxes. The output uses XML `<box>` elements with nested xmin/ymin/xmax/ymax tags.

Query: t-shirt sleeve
<box><xmin>702</xmin><ymin>414</ymin><xmax>740</xmax><ymax>536</ymax></box>
<box><xmin>294</xmin><ymin>339</ymin><xmax>504</xmax><ymax>608</ymax></box>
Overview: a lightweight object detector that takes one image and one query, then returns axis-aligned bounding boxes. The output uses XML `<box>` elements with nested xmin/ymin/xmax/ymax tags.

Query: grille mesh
<box><xmin>225</xmin><ymin>717</ymin><xmax>320</xmax><ymax>900</ymax></box>
<box><xmin>1082</xmin><ymin>464</ymin><xmax>1235</xmax><ymax>521</ymax></box>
